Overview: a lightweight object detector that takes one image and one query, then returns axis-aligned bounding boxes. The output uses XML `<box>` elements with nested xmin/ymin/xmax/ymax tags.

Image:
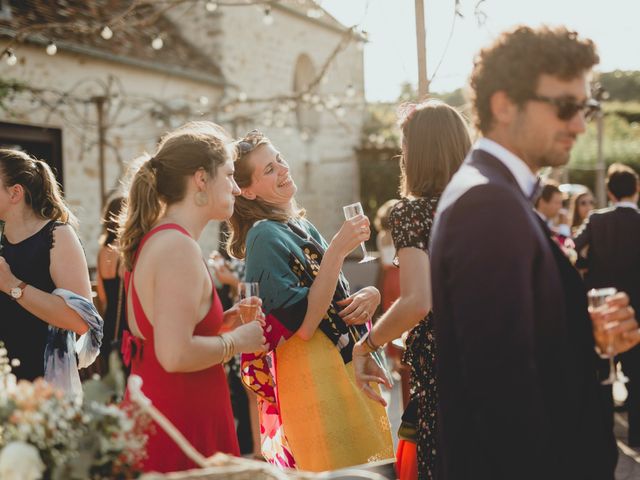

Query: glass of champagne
<box><xmin>343</xmin><ymin>202</ymin><xmax>375</xmax><ymax>263</ymax></box>
<box><xmin>238</xmin><ymin>282</ymin><xmax>261</xmax><ymax>324</ymax></box>
<box><xmin>588</xmin><ymin>287</ymin><xmax>629</xmax><ymax>385</ymax></box>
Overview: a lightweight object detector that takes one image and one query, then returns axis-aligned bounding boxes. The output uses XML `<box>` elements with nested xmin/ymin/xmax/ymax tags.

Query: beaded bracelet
<box><xmin>364</xmin><ymin>330</ymin><xmax>380</xmax><ymax>352</ymax></box>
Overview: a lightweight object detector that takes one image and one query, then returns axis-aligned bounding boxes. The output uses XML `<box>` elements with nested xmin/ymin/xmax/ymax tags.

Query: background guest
<box><xmin>574</xmin><ymin>163</ymin><xmax>640</xmax><ymax>448</ymax></box>
<box><xmin>375</xmin><ymin>198</ymin><xmax>400</xmax><ymax>312</ymax></box>
<box><xmin>95</xmin><ymin>195</ymin><xmax>127</xmax><ymax>374</ymax></box>
<box><xmin>569</xmin><ymin>188</ymin><xmax>595</xmax><ymax>236</ymax></box>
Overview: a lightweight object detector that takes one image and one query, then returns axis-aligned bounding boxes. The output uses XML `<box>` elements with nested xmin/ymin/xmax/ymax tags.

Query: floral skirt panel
<box><xmin>403</xmin><ymin>313</ymin><xmax>438</xmax><ymax>480</ymax></box>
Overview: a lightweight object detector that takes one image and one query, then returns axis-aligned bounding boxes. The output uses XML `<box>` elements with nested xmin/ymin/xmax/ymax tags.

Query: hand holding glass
<box><xmin>343</xmin><ymin>202</ymin><xmax>375</xmax><ymax>263</ymax></box>
<box><xmin>588</xmin><ymin>287</ymin><xmax>629</xmax><ymax>385</ymax></box>
<box><xmin>238</xmin><ymin>282</ymin><xmax>261</xmax><ymax>324</ymax></box>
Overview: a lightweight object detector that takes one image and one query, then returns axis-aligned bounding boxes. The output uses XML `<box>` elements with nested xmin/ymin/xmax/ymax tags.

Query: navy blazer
<box><xmin>430</xmin><ymin>149</ymin><xmax>615</xmax><ymax>480</ymax></box>
<box><xmin>574</xmin><ymin>205</ymin><xmax>640</xmax><ymax>312</ymax></box>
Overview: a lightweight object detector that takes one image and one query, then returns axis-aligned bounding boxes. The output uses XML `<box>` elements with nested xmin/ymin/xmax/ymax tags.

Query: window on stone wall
<box><xmin>0</xmin><ymin>122</ymin><xmax>64</xmax><ymax>188</ymax></box>
<box><xmin>293</xmin><ymin>54</ymin><xmax>320</xmax><ymax>135</ymax></box>
<box><xmin>0</xmin><ymin>0</ymin><xmax>11</xmax><ymax>21</ymax></box>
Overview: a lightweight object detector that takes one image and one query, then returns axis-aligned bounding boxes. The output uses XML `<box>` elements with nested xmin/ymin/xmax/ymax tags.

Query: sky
<box><xmin>321</xmin><ymin>0</ymin><xmax>640</xmax><ymax>102</ymax></box>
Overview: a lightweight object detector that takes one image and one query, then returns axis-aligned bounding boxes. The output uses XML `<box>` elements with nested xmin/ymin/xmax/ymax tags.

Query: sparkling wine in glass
<box><xmin>588</xmin><ymin>287</ymin><xmax>629</xmax><ymax>385</ymax></box>
<box><xmin>343</xmin><ymin>202</ymin><xmax>375</xmax><ymax>264</ymax></box>
<box><xmin>238</xmin><ymin>282</ymin><xmax>260</xmax><ymax>324</ymax></box>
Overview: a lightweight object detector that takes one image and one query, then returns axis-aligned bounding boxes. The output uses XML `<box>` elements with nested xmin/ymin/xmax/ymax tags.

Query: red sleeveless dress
<box><xmin>124</xmin><ymin>224</ymin><xmax>240</xmax><ymax>473</ymax></box>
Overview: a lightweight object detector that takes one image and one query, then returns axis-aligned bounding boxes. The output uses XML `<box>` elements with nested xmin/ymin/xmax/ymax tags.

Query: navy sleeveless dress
<box><xmin>0</xmin><ymin>221</ymin><xmax>59</xmax><ymax>380</ymax></box>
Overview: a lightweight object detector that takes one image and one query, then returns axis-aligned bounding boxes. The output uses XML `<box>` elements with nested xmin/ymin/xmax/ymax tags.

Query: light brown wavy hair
<box><xmin>397</xmin><ymin>100</ymin><xmax>471</xmax><ymax>198</ymax></box>
<box><xmin>118</xmin><ymin>121</ymin><xmax>232</xmax><ymax>270</ymax></box>
<box><xmin>569</xmin><ymin>188</ymin><xmax>593</xmax><ymax>231</ymax></box>
<box><xmin>227</xmin><ymin>130</ymin><xmax>304</xmax><ymax>259</ymax></box>
<box><xmin>0</xmin><ymin>148</ymin><xmax>77</xmax><ymax>227</ymax></box>
<box><xmin>469</xmin><ymin>25</ymin><xmax>599</xmax><ymax>135</ymax></box>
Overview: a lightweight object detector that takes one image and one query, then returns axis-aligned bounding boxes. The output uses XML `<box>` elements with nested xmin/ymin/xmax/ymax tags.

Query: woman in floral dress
<box><xmin>353</xmin><ymin>100</ymin><xmax>471</xmax><ymax>479</ymax></box>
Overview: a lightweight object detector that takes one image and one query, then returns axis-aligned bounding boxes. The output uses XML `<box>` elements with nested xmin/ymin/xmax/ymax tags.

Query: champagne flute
<box><xmin>238</xmin><ymin>282</ymin><xmax>261</xmax><ymax>324</ymax></box>
<box><xmin>588</xmin><ymin>287</ymin><xmax>629</xmax><ymax>385</ymax></box>
<box><xmin>343</xmin><ymin>202</ymin><xmax>375</xmax><ymax>263</ymax></box>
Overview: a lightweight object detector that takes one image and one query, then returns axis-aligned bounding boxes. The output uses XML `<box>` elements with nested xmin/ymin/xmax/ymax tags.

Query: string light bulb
<box><xmin>205</xmin><ymin>1</ymin><xmax>218</xmax><ymax>12</ymax></box>
<box><xmin>198</xmin><ymin>96</ymin><xmax>209</xmax><ymax>106</ymax></box>
<box><xmin>237</xmin><ymin>91</ymin><xmax>248</xmax><ymax>102</ymax></box>
<box><xmin>100</xmin><ymin>26</ymin><xmax>113</xmax><ymax>40</ymax></box>
<box><xmin>5</xmin><ymin>50</ymin><xmax>17</xmax><ymax>66</ymax></box>
<box><xmin>46</xmin><ymin>42</ymin><xmax>57</xmax><ymax>56</ymax></box>
<box><xmin>151</xmin><ymin>36</ymin><xmax>164</xmax><ymax>50</ymax></box>
<box><xmin>262</xmin><ymin>7</ymin><xmax>274</xmax><ymax>26</ymax></box>
<box><xmin>306</xmin><ymin>8</ymin><xmax>323</xmax><ymax>19</ymax></box>
<box><xmin>346</xmin><ymin>84</ymin><xmax>356</xmax><ymax>98</ymax></box>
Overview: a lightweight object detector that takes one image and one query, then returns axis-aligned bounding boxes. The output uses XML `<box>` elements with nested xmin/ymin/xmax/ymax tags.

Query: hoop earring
<box><xmin>194</xmin><ymin>191</ymin><xmax>208</xmax><ymax>207</ymax></box>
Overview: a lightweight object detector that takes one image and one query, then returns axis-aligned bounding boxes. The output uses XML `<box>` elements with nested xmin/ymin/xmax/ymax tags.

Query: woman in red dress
<box><xmin>119</xmin><ymin>122</ymin><xmax>267</xmax><ymax>473</ymax></box>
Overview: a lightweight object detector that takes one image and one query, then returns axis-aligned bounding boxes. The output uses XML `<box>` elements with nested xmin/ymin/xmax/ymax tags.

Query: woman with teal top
<box><xmin>228</xmin><ymin>130</ymin><xmax>394</xmax><ymax>472</ymax></box>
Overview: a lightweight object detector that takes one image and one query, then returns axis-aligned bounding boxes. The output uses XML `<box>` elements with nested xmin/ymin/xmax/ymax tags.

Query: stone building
<box><xmin>0</xmin><ymin>0</ymin><xmax>365</xmax><ymax>266</ymax></box>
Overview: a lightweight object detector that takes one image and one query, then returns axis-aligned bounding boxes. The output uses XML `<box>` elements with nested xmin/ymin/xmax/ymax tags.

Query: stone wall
<box><xmin>182</xmin><ymin>3</ymin><xmax>367</xmax><ymax>240</ymax></box>
<box><xmin>0</xmin><ymin>3</ymin><xmax>366</xmax><ymax>266</ymax></box>
<box><xmin>0</xmin><ymin>44</ymin><xmax>224</xmax><ymax>265</ymax></box>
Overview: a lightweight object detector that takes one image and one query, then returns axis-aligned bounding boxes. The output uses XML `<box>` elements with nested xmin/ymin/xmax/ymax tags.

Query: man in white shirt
<box><xmin>534</xmin><ymin>180</ymin><xmax>563</xmax><ymax>225</ymax></box>
<box><xmin>430</xmin><ymin>26</ymin><xmax>640</xmax><ymax>480</ymax></box>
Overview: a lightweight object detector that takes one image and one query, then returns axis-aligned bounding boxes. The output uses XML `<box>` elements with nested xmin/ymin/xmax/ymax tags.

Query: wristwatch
<box><xmin>9</xmin><ymin>281</ymin><xmax>27</xmax><ymax>301</ymax></box>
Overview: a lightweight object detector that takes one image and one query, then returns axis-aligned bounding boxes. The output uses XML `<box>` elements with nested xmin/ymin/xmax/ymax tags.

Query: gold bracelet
<box><xmin>220</xmin><ymin>333</ymin><xmax>236</xmax><ymax>363</ymax></box>
<box><xmin>225</xmin><ymin>333</ymin><xmax>236</xmax><ymax>361</ymax></box>
<box><xmin>219</xmin><ymin>334</ymin><xmax>230</xmax><ymax>363</ymax></box>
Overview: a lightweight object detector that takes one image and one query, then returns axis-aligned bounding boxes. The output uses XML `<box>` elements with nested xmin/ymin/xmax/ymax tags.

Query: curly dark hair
<box><xmin>469</xmin><ymin>25</ymin><xmax>599</xmax><ymax>134</ymax></box>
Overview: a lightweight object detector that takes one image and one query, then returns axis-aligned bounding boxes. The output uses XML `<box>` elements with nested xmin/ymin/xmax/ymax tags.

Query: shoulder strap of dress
<box><xmin>132</xmin><ymin>223</ymin><xmax>191</xmax><ymax>268</ymax></box>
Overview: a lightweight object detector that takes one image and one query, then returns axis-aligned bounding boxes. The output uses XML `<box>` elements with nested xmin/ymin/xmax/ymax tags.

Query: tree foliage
<box><xmin>598</xmin><ymin>70</ymin><xmax>640</xmax><ymax>103</ymax></box>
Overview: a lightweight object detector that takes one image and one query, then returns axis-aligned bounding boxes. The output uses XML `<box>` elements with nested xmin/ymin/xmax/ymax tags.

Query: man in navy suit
<box><xmin>575</xmin><ymin>163</ymin><xmax>640</xmax><ymax>447</ymax></box>
<box><xmin>430</xmin><ymin>26</ymin><xmax>640</xmax><ymax>480</ymax></box>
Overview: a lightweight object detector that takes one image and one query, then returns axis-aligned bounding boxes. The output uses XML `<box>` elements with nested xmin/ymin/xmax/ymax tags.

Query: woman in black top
<box><xmin>0</xmin><ymin>148</ymin><xmax>91</xmax><ymax>380</ymax></box>
<box><xmin>96</xmin><ymin>195</ymin><xmax>127</xmax><ymax>373</ymax></box>
<box><xmin>352</xmin><ymin>101</ymin><xmax>471</xmax><ymax>479</ymax></box>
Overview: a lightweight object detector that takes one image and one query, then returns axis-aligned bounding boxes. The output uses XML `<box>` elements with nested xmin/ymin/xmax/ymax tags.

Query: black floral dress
<box><xmin>389</xmin><ymin>196</ymin><xmax>439</xmax><ymax>480</ymax></box>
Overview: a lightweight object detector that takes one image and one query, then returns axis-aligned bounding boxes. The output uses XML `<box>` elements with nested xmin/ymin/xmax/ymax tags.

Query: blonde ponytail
<box><xmin>119</xmin><ymin>121</ymin><xmax>232</xmax><ymax>270</ymax></box>
<box><xmin>119</xmin><ymin>158</ymin><xmax>163</xmax><ymax>270</ymax></box>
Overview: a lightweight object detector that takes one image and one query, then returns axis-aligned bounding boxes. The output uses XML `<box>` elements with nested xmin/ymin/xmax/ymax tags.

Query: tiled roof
<box><xmin>0</xmin><ymin>0</ymin><xmax>225</xmax><ymax>86</ymax></box>
<box><xmin>275</xmin><ymin>0</ymin><xmax>356</xmax><ymax>35</ymax></box>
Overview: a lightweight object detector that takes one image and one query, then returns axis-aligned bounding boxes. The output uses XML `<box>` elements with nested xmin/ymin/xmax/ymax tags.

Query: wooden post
<box><xmin>595</xmin><ymin>108</ymin><xmax>606</xmax><ymax>208</ymax></box>
<box><xmin>93</xmin><ymin>96</ymin><xmax>107</xmax><ymax>209</ymax></box>
<box><xmin>415</xmin><ymin>0</ymin><xmax>429</xmax><ymax>97</ymax></box>
<box><xmin>594</xmin><ymin>86</ymin><xmax>607</xmax><ymax>208</ymax></box>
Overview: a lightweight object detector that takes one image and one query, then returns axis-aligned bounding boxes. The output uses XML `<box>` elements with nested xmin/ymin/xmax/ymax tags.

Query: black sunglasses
<box><xmin>236</xmin><ymin>129</ymin><xmax>264</xmax><ymax>155</ymax></box>
<box><xmin>528</xmin><ymin>95</ymin><xmax>600</xmax><ymax>122</ymax></box>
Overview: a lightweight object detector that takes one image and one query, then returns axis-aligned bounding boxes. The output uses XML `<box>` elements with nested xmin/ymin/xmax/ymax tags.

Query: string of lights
<box><xmin>0</xmin><ymin>0</ymin><xmax>364</xmax><ymax>158</ymax></box>
<box><xmin>0</xmin><ymin>0</ymin><xmax>341</xmax><ymax>61</ymax></box>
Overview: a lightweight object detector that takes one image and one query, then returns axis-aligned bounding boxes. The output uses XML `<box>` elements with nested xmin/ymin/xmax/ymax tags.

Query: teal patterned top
<box><xmin>244</xmin><ymin>217</ymin><xmax>362</xmax><ymax>363</ymax></box>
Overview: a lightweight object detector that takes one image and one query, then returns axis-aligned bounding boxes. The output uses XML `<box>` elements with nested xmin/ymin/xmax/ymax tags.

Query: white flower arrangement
<box><xmin>0</xmin><ymin>343</ymin><xmax>149</xmax><ymax>479</ymax></box>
